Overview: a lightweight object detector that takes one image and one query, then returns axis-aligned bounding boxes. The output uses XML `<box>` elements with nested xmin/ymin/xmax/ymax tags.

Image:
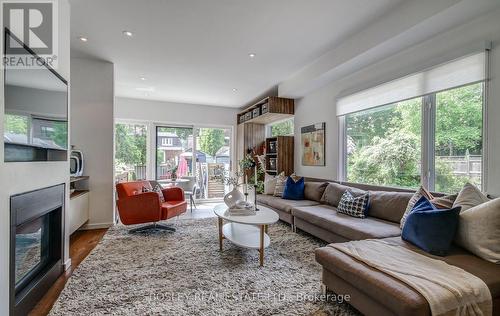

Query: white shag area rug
<box><xmin>50</xmin><ymin>218</ymin><xmax>360</xmax><ymax>316</ymax></box>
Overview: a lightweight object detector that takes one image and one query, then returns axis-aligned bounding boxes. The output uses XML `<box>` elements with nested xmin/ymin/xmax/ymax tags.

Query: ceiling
<box><xmin>70</xmin><ymin>0</ymin><xmax>405</xmax><ymax>107</ymax></box>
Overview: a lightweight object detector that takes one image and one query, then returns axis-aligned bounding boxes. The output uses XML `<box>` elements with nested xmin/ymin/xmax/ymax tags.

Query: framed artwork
<box><xmin>301</xmin><ymin>122</ymin><xmax>325</xmax><ymax>166</ymax></box>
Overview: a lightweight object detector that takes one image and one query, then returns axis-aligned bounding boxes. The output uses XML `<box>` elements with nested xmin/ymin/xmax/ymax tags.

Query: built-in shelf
<box><xmin>238</xmin><ymin>96</ymin><xmax>294</xmax><ymax>125</ymax></box>
<box><xmin>70</xmin><ymin>189</ymin><xmax>89</xmax><ymax>200</ymax></box>
<box><xmin>69</xmin><ymin>175</ymin><xmax>90</xmax><ymax>234</ymax></box>
<box><xmin>70</xmin><ymin>176</ymin><xmax>89</xmax><ymax>183</ymax></box>
<box><xmin>265</xmin><ymin>136</ymin><xmax>294</xmax><ymax>175</ymax></box>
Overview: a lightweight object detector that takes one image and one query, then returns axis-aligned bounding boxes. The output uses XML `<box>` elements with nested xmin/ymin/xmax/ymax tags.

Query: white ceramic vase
<box><xmin>224</xmin><ymin>187</ymin><xmax>244</xmax><ymax>209</ymax></box>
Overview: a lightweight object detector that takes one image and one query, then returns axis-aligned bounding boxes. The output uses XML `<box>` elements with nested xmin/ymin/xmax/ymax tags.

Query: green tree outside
<box><xmin>115</xmin><ymin>123</ymin><xmax>147</xmax><ymax>166</ymax></box>
<box><xmin>347</xmin><ymin>83</ymin><xmax>483</xmax><ymax>192</ymax></box>
<box><xmin>4</xmin><ymin>114</ymin><xmax>28</xmax><ymax>135</ymax></box>
<box><xmin>271</xmin><ymin>118</ymin><xmax>294</xmax><ymax>136</ymax></box>
<box><xmin>199</xmin><ymin>128</ymin><xmax>225</xmax><ymax>157</ymax></box>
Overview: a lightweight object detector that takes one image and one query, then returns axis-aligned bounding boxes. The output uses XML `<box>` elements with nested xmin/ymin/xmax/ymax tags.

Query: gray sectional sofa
<box><xmin>256</xmin><ymin>180</ymin><xmax>500</xmax><ymax>316</ymax></box>
<box><xmin>257</xmin><ymin>181</ymin><xmax>412</xmax><ymax>243</ymax></box>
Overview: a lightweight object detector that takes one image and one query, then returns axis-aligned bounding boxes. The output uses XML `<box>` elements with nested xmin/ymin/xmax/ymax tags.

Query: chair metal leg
<box><xmin>191</xmin><ymin>195</ymin><xmax>197</xmax><ymax>209</ymax></box>
<box><xmin>129</xmin><ymin>222</ymin><xmax>176</xmax><ymax>233</ymax></box>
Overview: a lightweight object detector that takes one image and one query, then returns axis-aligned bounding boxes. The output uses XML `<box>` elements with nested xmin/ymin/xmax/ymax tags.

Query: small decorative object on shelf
<box><xmin>252</xmin><ymin>107</ymin><xmax>260</xmax><ymax>118</ymax></box>
<box><xmin>268</xmin><ymin>141</ymin><xmax>277</xmax><ymax>153</ymax></box>
<box><xmin>261</xmin><ymin>102</ymin><xmax>269</xmax><ymax>114</ymax></box>
<box><xmin>269</xmin><ymin>158</ymin><xmax>277</xmax><ymax>171</ymax></box>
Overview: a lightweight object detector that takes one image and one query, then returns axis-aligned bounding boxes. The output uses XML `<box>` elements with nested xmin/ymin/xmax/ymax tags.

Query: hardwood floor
<box><xmin>29</xmin><ymin>228</ymin><xmax>108</xmax><ymax>316</ymax></box>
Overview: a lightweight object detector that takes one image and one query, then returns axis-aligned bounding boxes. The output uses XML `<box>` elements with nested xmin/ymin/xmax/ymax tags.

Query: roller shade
<box><xmin>337</xmin><ymin>52</ymin><xmax>486</xmax><ymax>116</ymax></box>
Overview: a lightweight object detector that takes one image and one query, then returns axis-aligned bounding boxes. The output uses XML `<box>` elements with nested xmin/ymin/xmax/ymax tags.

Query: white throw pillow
<box><xmin>263</xmin><ymin>173</ymin><xmax>277</xmax><ymax>195</ymax></box>
<box><xmin>455</xmin><ymin>198</ymin><xmax>500</xmax><ymax>263</ymax></box>
<box><xmin>273</xmin><ymin>172</ymin><xmax>287</xmax><ymax>197</ymax></box>
<box><xmin>453</xmin><ymin>183</ymin><xmax>489</xmax><ymax>212</ymax></box>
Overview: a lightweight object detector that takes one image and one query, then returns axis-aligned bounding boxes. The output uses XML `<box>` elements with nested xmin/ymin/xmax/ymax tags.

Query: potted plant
<box><xmin>171</xmin><ymin>165</ymin><xmax>178</xmax><ymax>180</ymax></box>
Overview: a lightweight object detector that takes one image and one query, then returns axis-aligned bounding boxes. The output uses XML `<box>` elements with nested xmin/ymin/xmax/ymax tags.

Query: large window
<box><xmin>269</xmin><ymin>118</ymin><xmax>294</xmax><ymax>136</ymax></box>
<box><xmin>434</xmin><ymin>83</ymin><xmax>483</xmax><ymax>192</ymax></box>
<box><xmin>344</xmin><ymin>83</ymin><xmax>483</xmax><ymax>193</ymax></box>
<box><xmin>346</xmin><ymin>98</ymin><xmax>422</xmax><ymax>189</ymax></box>
<box><xmin>115</xmin><ymin>123</ymin><xmax>148</xmax><ymax>182</ymax></box>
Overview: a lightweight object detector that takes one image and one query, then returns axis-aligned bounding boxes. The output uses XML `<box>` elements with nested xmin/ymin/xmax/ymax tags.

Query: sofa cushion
<box><xmin>304</xmin><ymin>181</ymin><xmax>328</xmax><ymax>202</ymax></box>
<box><xmin>263</xmin><ymin>173</ymin><xmax>277</xmax><ymax>195</ymax></box>
<box><xmin>256</xmin><ymin>194</ymin><xmax>276</xmax><ymax>206</ymax></box>
<box><xmin>402</xmin><ymin>196</ymin><xmax>461</xmax><ymax>256</ymax></box>
<box><xmin>337</xmin><ymin>190</ymin><xmax>370</xmax><ymax>218</ymax></box>
<box><xmin>320</xmin><ymin>182</ymin><xmax>366</xmax><ymax>207</ymax></box>
<box><xmin>400</xmin><ymin>186</ymin><xmax>434</xmax><ymax>229</ymax></box>
<box><xmin>369</xmin><ymin>190</ymin><xmax>414</xmax><ymax>223</ymax></box>
<box><xmin>273</xmin><ymin>172</ymin><xmax>287</xmax><ymax>197</ymax></box>
<box><xmin>315</xmin><ymin>237</ymin><xmax>500</xmax><ymax>316</ymax></box>
<box><xmin>430</xmin><ymin>193</ymin><xmax>458</xmax><ymax>209</ymax></box>
<box><xmin>283</xmin><ymin>176</ymin><xmax>305</xmax><ymax>200</ymax></box>
<box><xmin>292</xmin><ymin>205</ymin><xmax>401</xmax><ymax>240</ymax></box>
<box><xmin>267</xmin><ymin>198</ymin><xmax>320</xmax><ymax>214</ymax></box>
<box><xmin>455</xmin><ymin>197</ymin><xmax>500</xmax><ymax>263</ymax></box>
<box><xmin>453</xmin><ymin>182</ymin><xmax>489</xmax><ymax>212</ymax></box>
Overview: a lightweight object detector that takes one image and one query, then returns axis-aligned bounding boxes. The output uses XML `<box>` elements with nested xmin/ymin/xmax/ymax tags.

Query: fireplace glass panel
<box><xmin>15</xmin><ymin>216</ymin><xmax>49</xmax><ymax>286</ymax></box>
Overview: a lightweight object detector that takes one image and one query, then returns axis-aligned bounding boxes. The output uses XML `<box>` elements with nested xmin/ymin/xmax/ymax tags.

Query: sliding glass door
<box><xmin>155</xmin><ymin>126</ymin><xmax>194</xmax><ymax>180</ymax></box>
<box><xmin>115</xmin><ymin>122</ymin><xmax>148</xmax><ymax>182</ymax></box>
<box><xmin>154</xmin><ymin>125</ymin><xmax>232</xmax><ymax>201</ymax></box>
<box><xmin>194</xmin><ymin>127</ymin><xmax>232</xmax><ymax>200</ymax></box>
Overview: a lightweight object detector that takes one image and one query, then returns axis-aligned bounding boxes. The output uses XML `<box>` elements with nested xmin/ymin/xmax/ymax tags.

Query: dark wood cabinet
<box><xmin>265</xmin><ymin>136</ymin><xmax>294</xmax><ymax>176</ymax></box>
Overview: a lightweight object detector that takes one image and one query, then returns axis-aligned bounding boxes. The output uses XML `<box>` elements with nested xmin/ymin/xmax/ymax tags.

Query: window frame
<box><xmin>340</xmin><ymin>82</ymin><xmax>487</xmax><ymax>193</ymax></box>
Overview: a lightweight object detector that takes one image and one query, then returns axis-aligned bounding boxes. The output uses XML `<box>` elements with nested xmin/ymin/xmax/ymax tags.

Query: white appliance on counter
<box><xmin>70</xmin><ymin>150</ymin><xmax>84</xmax><ymax>176</ymax></box>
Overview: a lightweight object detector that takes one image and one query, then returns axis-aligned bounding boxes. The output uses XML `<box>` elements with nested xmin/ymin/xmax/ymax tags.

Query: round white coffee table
<box><xmin>213</xmin><ymin>204</ymin><xmax>279</xmax><ymax>266</ymax></box>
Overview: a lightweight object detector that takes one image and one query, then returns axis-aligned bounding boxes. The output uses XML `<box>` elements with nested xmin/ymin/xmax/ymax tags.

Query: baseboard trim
<box><xmin>80</xmin><ymin>222</ymin><xmax>114</xmax><ymax>230</ymax></box>
<box><xmin>64</xmin><ymin>258</ymin><xmax>72</xmax><ymax>271</ymax></box>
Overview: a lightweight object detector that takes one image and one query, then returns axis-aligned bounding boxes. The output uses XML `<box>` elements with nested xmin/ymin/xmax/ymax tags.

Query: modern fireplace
<box><xmin>10</xmin><ymin>184</ymin><xmax>65</xmax><ymax>315</ymax></box>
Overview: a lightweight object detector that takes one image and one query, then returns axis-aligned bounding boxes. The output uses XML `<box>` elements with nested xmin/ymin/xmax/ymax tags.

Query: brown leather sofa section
<box><xmin>257</xmin><ymin>179</ymin><xmax>499</xmax><ymax>316</ymax></box>
<box><xmin>316</xmin><ymin>237</ymin><xmax>500</xmax><ymax>316</ymax></box>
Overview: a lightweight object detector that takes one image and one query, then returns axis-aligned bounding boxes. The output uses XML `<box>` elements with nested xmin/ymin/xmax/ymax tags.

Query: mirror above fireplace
<box><xmin>3</xmin><ymin>28</ymin><xmax>68</xmax><ymax>162</ymax></box>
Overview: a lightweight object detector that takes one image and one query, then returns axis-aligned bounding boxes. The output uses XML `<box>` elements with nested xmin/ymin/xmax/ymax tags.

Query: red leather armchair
<box><xmin>116</xmin><ymin>180</ymin><xmax>187</xmax><ymax>232</ymax></box>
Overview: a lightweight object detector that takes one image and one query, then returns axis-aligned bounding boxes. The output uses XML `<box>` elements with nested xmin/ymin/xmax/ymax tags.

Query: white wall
<box><xmin>115</xmin><ymin>97</ymin><xmax>238</xmax><ymax>127</ymax></box>
<box><xmin>0</xmin><ymin>0</ymin><xmax>71</xmax><ymax>312</ymax></box>
<box><xmin>71</xmin><ymin>58</ymin><xmax>115</xmax><ymax>228</ymax></box>
<box><xmin>290</xmin><ymin>8</ymin><xmax>500</xmax><ymax>196</ymax></box>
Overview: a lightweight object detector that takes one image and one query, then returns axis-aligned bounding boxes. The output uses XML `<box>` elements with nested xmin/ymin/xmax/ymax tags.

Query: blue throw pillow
<box><xmin>402</xmin><ymin>196</ymin><xmax>461</xmax><ymax>256</ymax></box>
<box><xmin>282</xmin><ymin>176</ymin><xmax>305</xmax><ymax>200</ymax></box>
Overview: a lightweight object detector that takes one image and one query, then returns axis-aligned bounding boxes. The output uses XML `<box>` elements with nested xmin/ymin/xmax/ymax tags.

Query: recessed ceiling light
<box><xmin>248</xmin><ymin>53</ymin><xmax>256</xmax><ymax>58</ymax></box>
<box><xmin>232</xmin><ymin>88</ymin><xmax>238</xmax><ymax>92</ymax></box>
<box><xmin>140</xmin><ymin>76</ymin><xmax>146</xmax><ymax>81</ymax></box>
<box><xmin>78</xmin><ymin>36</ymin><xmax>88</xmax><ymax>42</ymax></box>
<box><xmin>122</xmin><ymin>30</ymin><xmax>133</xmax><ymax>37</ymax></box>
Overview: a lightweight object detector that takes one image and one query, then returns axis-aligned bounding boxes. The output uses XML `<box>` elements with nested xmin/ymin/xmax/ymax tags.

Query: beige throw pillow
<box><xmin>263</xmin><ymin>173</ymin><xmax>277</xmax><ymax>195</ymax></box>
<box><xmin>273</xmin><ymin>172</ymin><xmax>287</xmax><ymax>197</ymax></box>
<box><xmin>400</xmin><ymin>186</ymin><xmax>434</xmax><ymax>229</ymax></box>
<box><xmin>455</xmin><ymin>198</ymin><xmax>500</xmax><ymax>263</ymax></box>
<box><xmin>453</xmin><ymin>182</ymin><xmax>489</xmax><ymax>212</ymax></box>
<box><xmin>430</xmin><ymin>194</ymin><xmax>458</xmax><ymax>209</ymax></box>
